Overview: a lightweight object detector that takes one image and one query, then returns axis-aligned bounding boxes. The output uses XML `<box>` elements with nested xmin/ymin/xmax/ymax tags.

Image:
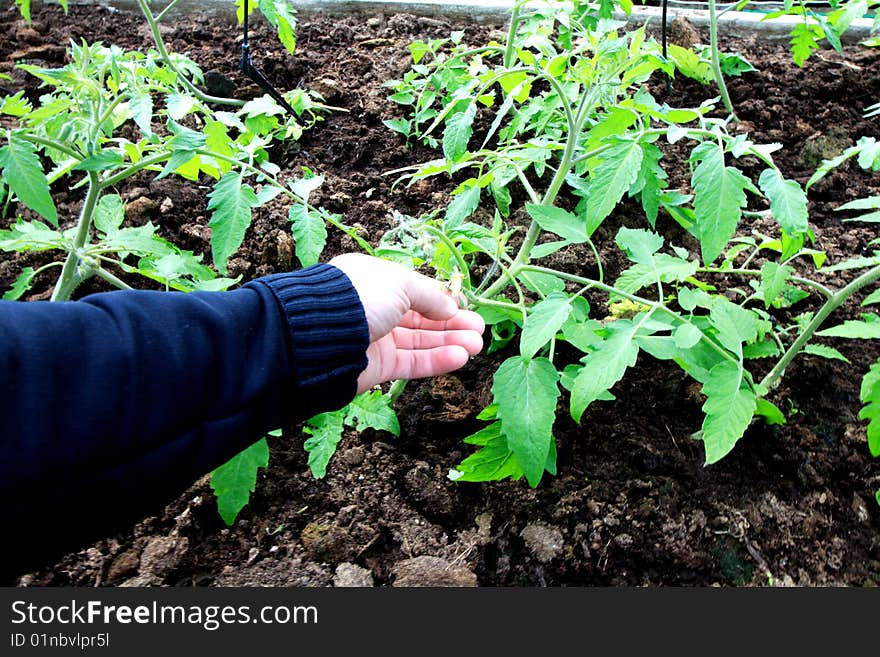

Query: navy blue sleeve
<box><xmin>0</xmin><ymin>264</ymin><xmax>368</xmax><ymax>578</ymax></box>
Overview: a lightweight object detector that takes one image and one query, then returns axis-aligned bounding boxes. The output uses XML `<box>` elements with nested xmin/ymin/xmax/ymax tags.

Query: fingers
<box><xmin>400</xmin><ymin>270</ymin><xmax>459</xmax><ymax>321</ymax></box>
<box><xmin>393</xmin><ymin>345</ymin><xmax>473</xmax><ymax>381</ymax></box>
<box><xmin>397</xmin><ymin>309</ymin><xmax>486</xmax><ymax>333</ymax></box>
<box><xmin>390</xmin><ymin>326</ymin><xmax>484</xmax><ymax>355</ymax></box>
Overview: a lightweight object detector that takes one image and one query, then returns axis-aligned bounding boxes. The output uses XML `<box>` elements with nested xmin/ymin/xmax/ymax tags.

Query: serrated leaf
<box><xmin>167</xmin><ymin>93</ymin><xmax>196</xmax><ymax>120</ymax></box>
<box><xmin>700</xmin><ymin>360</ymin><xmax>756</xmax><ymax>464</ymax></box>
<box><xmin>760</xmin><ymin>261</ymin><xmax>794</xmax><ymax>307</ymax></box>
<box><xmin>0</xmin><ymin>219</ymin><xmax>64</xmax><ymax>252</ymax></box>
<box><xmin>94</xmin><ymin>193</ymin><xmax>125</xmax><ymax>234</ymax></box>
<box><xmin>859</xmin><ymin>359</ymin><xmax>880</xmax><ymax>457</ymax></box>
<box><xmin>452</xmin><ymin>422</ymin><xmax>524</xmax><ymax>483</ymax></box>
<box><xmin>583</xmin><ymin>140</ymin><xmax>644</xmax><ymax>234</ymax></box>
<box><xmin>493</xmin><ymin>356</ymin><xmax>559</xmax><ymax>487</ymax></box>
<box><xmin>759</xmin><ymin>168</ymin><xmax>808</xmax><ymax>235</ymax></box>
<box><xmin>303</xmin><ymin>410</ymin><xmax>346</xmax><ymax>479</ymax></box>
<box><xmin>443</xmin><ymin>102</ymin><xmax>476</xmax><ymax>162</ymax></box>
<box><xmin>804</xmin><ymin>344</ymin><xmax>850</xmax><ymax>363</ymax></box>
<box><xmin>520</xmin><ymin>292</ymin><xmax>572</xmax><ymax>358</ymax></box>
<box><xmin>128</xmin><ymin>90</ymin><xmax>153</xmax><ymax>136</ymax></box>
<box><xmin>444</xmin><ymin>181</ymin><xmax>481</xmax><ymax>228</ymax></box>
<box><xmin>344</xmin><ymin>390</ymin><xmax>400</xmax><ymax>436</ymax></box>
<box><xmin>692</xmin><ymin>146</ymin><xmax>752</xmax><ymax>264</ymax></box>
<box><xmin>0</xmin><ymin>133</ymin><xmax>57</xmax><ymax>225</ymax></box>
<box><xmin>571</xmin><ymin>319</ymin><xmax>642</xmax><ymax>422</ymax></box>
<box><xmin>3</xmin><ymin>267</ymin><xmax>36</xmax><ymax>300</ymax></box>
<box><xmin>207</xmin><ymin>171</ymin><xmax>258</xmax><ymax>274</ymax></box>
<box><xmin>289</xmin><ymin>172</ymin><xmax>324</xmax><ymax>205</ymax></box>
<box><xmin>862</xmin><ymin>288</ymin><xmax>880</xmax><ymax>306</ymax></box>
<box><xmin>708</xmin><ymin>298</ymin><xmax>759</xmax><ymax>356</ymax></box>
<box><xmin>210</xmin><ymin>438</ymin><xmax>269</xmax><ymax>525</ymax></box>
<box><xmin>525</xmin><ymin>204</ymin><xmax>588</xmax><ymax>243</ymax></box>
<box><xmin>755</xmin><ymin>398</ymin><xmax>786</xmax><ymax>426</ymax></box>
<box><xmin>816</xmin><ymin>313</ymin><xmax>880</xmax><ymax>339</ymax></box>
<box><xmin>289</xmin><ymin>205</ymin><xmax>327</xmax><ymax>267</ymax></box>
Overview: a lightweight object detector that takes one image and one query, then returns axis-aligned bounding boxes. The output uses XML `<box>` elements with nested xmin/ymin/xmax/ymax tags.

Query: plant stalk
<box><xmin>51</xmin><ymin>171</ymin><xmax>101</xmax><ymax>301</ymax></box>
<box><xmin>136</xmin><ymin>0</ymin><xmax>245</xmax><ymax>108</ymax></box>
<box><xmin>759</xmin><ymin>264</ymin><xmax>880</xmax><ymax>391</ymax></box>
<box><xmin>708</xmin><ymin>0</ymin><xmax>735</xmax><ymax>118</ymax></box>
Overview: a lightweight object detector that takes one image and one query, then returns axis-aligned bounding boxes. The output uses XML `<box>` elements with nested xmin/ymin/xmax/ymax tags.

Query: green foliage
<box><xmin>210</xmin><ymin>437</ymin><xmax>270</xmax><ymax>525</ymax></box>
<box><xmin>303</xmin><ymin>390</ymin><xmax>400</xmax><ymax>479</ymax></box>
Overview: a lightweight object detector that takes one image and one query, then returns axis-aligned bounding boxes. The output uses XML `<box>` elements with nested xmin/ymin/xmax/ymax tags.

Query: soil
<box><xmin>3</xmin><ymin>2</ymin><xmax>880</xmax><ymax>587</ymax></box>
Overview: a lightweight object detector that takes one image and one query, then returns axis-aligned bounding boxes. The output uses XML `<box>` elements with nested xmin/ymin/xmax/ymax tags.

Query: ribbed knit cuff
<box><xmin>247</xmin><ymin>264</ymin><xmax>369</xmax><ymax>410</ymax></box>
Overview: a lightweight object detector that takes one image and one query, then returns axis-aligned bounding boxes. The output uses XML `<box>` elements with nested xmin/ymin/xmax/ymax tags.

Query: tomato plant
<box><xmin>374</xmin><ymin>0</ymin><xmax>880</xmax><ymax>491</ymax></box>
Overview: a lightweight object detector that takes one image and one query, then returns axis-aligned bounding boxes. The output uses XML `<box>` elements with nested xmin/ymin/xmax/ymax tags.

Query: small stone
<box><xmin>614</xmin><ymin>533</ymin><xmax>634</xmax><ymax>550</ymax></box>
<box><xmin>521</xmin><ymin>523</ymin><xmax>564</xmax><ymax>563</ymax></box>
<box><xmin>160</xmin><ymin>197</ymin><xmax>174</xmax><ymax>213</ymax></box>
<box><xmin>107</xmin><ymin>548</ymin><xmax>142</xmax><ymax>583</ymax></box>
<box><xmin>139</xmin><ymin>535</ymin><xmax>188</xmax><ymax>578</ymax></box>
<box><xmin>126</xmin><ymin>196</ymin><xmax>158</xmax><ymax>224</ymax></box>
<box><xmin>246</xmin><ymin>547</ymin><xmax>260</xmax><ymax>566</ymax></box>
<box><xmin>334</xmin><ymin>563</ymin><xmax>374</xmax><ymax>587</ymax></box>
<box><xmin>392</xmin><ymin>556</ymin><xmax>478</xmax><ymax>587</ymax></box>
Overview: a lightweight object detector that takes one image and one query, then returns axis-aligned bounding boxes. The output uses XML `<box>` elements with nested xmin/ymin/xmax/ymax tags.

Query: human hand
<box><xmin>328</xmin><ymin>253</ymin><xmax>485</xmax><ymax>393</ymax></box>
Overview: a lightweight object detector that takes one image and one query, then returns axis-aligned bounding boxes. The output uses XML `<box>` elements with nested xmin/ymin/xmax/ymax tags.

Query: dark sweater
<box><xmin>0</xmin><ymin>264</ymin><xmax>369</xmax><ymax>580</ymax></box>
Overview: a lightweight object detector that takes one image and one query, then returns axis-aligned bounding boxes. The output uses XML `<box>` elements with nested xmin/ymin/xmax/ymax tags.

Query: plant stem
<box><xmin>424</xmin><ymin>225</ymin><xmax>471</xmax><ymax>289</ymax></box>
<box><xmin>503</xmin><ymin>1</ymin><xmax>523</xmax><ymax>68</ymax></box>
<box><xmin>708</xmin><ymin>0</ymin><xmax>735</xmax><ymax>119</ymax></box>
<box><xmin>136</xmin><ymin>0</ymin><xmax>244</xmax><ymax>108</ymax></box>
<box><xmin>698</xmin><ymin>266</ymin><xmax>835</xmax><ymax>298</ymax></box>
<box><xmin>521</xmin><ymin>264</ymin><xmax>739</xmax><ymax>365</ymax></box>
<box><xmin>387</xmin><ymin>379</ymin><xmax>408</xmax><ymax>404</ymax></box>
<box><xmin>759</xmin><ymin>264</ymin><xmax>880</xmax><ymax>392</ymax></box>
<box><xmin>99</xmin><ymin>151</ymin><xmax>172</xmax><ymax>189</ymax></box>
<box><xmin>51</xmin><ymin>171</ymin><xmax>101</xmax><ymax>301</ymax></box>
<box><xmin>154</xmin><ymin>0</ymin><xmax>184</xmax><ymax>23</ymax></box>
<box><xmin>22</xmin><ymin>134</ymin><xmax>81</xmax><ymax>160</ymax></box>
<box><xmin>93</xmin><ymin>266</ymin><xmax>134</xmax><ymax>291</ymax></box>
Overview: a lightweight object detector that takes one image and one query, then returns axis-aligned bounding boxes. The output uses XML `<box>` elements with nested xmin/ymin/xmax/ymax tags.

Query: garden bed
<box><xmin>3</xmin><ymin>1</ymin><xmax>879</xmax><ymax>586</ymax></box>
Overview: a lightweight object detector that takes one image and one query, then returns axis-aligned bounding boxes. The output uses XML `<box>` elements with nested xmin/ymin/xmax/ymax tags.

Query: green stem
<box><xmin>99</xmin><ymin>151</ymin><xmax>172</xmax><ymax>189</ymax></box>
<box><xmin>93</xmin><ymin>266</ymin><xmax>134</xmax><ymax>291</ymax></box>
<box><xmin>136</xmin><ymin>0</ymin><xmax>244</xmax><ymax>108</ymax></box>
<box><xmin>51</xmin><ymin>171</ymin><xmax>101</xmax><ymax>302</ymax></box>
<box><xmin>387</xmin><ymin>379</ymin><xmax>408</xmax><ymax>404</ymax></box>
<box><xmin>708</xmin><ymin>0</ymin><xmax>735</xmax><ymax>119</ymax></box>
<box><xmin>521</xmin><ymin>264</ymin><xmax>738</xmax><ymax>365</ymax></box>
<box><xmin>503</xmin><ymin>1</ymin><xmax>523</xmax><ymax>68</ymax></box>
<box><xmin>698</xmin><ymin>266</ymin><xmax>835</xmax><ymax>298</ymax></box>
<box><xmin>759</xmin><ymin>265</ymin><xmax>880</xmax><ymax>391</ymax></box>
<box><xmin>424</xmin><ymin>225</ymin><xmax>471</xmax><ymax>289</ymax></box>
<box><xmin>22</xmin><ymin>134</ymin><xmax>81</xmax><ymax>160</ymax></box>
<box><xmin>154</xmin><ymin>0</ymin><xmax>184</xmax><ymax>23</ymax></box>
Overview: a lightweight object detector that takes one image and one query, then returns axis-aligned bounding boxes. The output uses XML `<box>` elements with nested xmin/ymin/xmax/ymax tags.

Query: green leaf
<box><xmin>493</xmin><ymin>356</ymin><xmax>559</xmax><ymax>487</ymax></box>
<box><xmin>166</xmin><ymin>93</ymin><xmax>197</xmax><ymax>120</ymax></box>
<box><xmin>674</xmin><ymin>323</ymin><xmax>702</xmax><ymax>349</ymax></box>
<box><xmin>73</xmin><ymin>150</ymin><xmax>124</xmax><ymax>172</ymax></box>
<box><xmin>525</xmin><ymin>204</ymin><xmax>588</xmax><ymax>243</ymax></box>
<box><xmin>700</xmin><ymin>361</ymin><xmax>757</xmax><ymax>464</ymax></box>
<box><xmin>692</xmin><ymin>145</ymin><xmax>753</xmax><ymax>264</ymax></box>
<box><xmin>803</xmin><ymin>344</ymin><xmax>850</xmax><ymax>363</ymax></box>
<box><xmin>344</xmin><ymin>390</ymin><xmax>400</xmax><ymax>436</ymax></box>
<box><xmin>450</xmin><ymin>422</ymin><xmax>524</xmax><ymax>483</ymax></box>
<box><xmin>817</xmin><ymin>313</ymin><xmax>880</xmax><ymax>339</ymax></box>
<box><xmin>862</xmin><ymin>288</ymin><xmax>880</xmax><ymax>307</ymax></box>
<box><xmin>571</xmin><ymin>319</ymin><xmax>642</xmax><ymax>423</ymax></box>
<box><xmin>443</xmin><ymin>102</ymin><xmax>476</xmax><ymax>162</ymax></box>
<box><xmin>859</xmin><ymin>359</ymin><xmax>880</xmax><ymax>457</ymax></box>
<box><xmin>755</xmin><ymin>398</ymin><xmax>786</xmax><ymax>426</ymax></box>
<box><xmin>0</xmin><ymin>133</ymin><xmax>57</xmax><ymax>225</ymax></box>
<box><xmin>583</xmin><ymin>140</ymin><xmax>644</xmax><ymax>234</ymax></box>
<box><xmin>758</xmin><ymin>168</ymin><xmax>808</xmax><ymax>235</ymax></box>
<box><xmin>206</xmin><ymin>171</ymin><xmax>258</xmax><ymax>274</ymax></box>
<box><xmin>708</xmin><ymin>297</ymin><xmax>759</xmax><ymax>356</ymax></box>
<box><xmin>3</xmin><ymin>267</ymin><xmax>36</xmax><ymax>300</ymax></box>
<box><xmin>521</xmin><ymin>292</ymin><xmax>572</xmax><ymax>359</ymax></box>
<box><xmin>303</xmin><ymin>410</ymin><xmax>346</xmax><ymax>479</ymax></box>
<box><xmin>210</xmin><ymin>438</ymin><xmax>269</xmax><ymax>525</ymax></box>
<box><xmin>760</xmin><ymin>261</ymin><xmax>794</xmax><ymax>307</ymax></box>
<box><xmin>790</xmin><ymin>22</ymin><xmax>822</xmax><ymax>66</ymax></box>
<box><xmin>614</xmin><ymin>227</ymin><xmax>697</xmax><ymax>294</ymax></box>
<box><xmin>444</xmin><ymin>181</ymin><xmax>481</xmax><ymax>227</ymax></box>
<box><xmin>128</xmin><ymin>90</ymin><xmax>153</xmax><ymax>136</ymax></box>
<box><xmin>289</xmin><ymin>205</ymin><xmax>327</xmax><ymax>267</ymax></box>
<box><xmin>94</xmin><ymin>194</ymin><xmax>125</xmax><ymax>234</ymax></box>
<box><xmin>0</xmin><ymin>219</ymin><xmax>64</xmax><ymax>252</ymax></box>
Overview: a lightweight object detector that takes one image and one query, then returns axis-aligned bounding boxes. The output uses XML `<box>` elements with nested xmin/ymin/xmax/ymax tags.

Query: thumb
<box><xmin>401</xmin><ymin>271</ymin><xmax>459</xmax><ymax>321</ymax></box>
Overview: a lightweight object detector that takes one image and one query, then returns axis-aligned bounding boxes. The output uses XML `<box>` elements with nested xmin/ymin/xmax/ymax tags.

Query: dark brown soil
<box><xmin>3</xmin><ymin>2</ymin><xmax>880</xmax><ymax>587</ymax></box>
